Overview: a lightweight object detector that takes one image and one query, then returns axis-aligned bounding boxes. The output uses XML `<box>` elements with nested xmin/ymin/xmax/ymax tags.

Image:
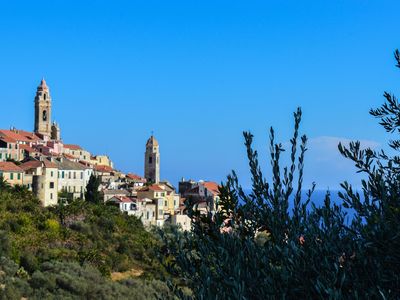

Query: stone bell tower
<box><xmin>144</xmin><ymin>135</ymin><xmax>160</xmax><ymax>183</ymax></box>
<box><xmin>34</xmin><ymin>78</ymin><xmax>52</xmax><ymax>137</ymax></box>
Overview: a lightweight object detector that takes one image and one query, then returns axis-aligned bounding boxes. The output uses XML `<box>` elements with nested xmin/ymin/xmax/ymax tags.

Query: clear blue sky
<box><xmin>0</xmin><ymin>1</ymin><xmax>399</xmax><ymax>189</ymax></box>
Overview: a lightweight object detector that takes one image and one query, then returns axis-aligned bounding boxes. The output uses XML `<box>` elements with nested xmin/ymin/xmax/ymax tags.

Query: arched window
<box><xmin>44</xmin><ymin>93</ymin><xmax>47</xmax><ymax>100</ymax></box>
<box><xmin>43</xmin><ymin>110</ymin><xmax>47</xmax><ymax>121</ymax></box>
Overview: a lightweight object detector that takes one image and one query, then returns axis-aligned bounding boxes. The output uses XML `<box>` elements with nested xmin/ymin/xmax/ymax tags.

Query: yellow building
<box><xmin>0</xmin><ymin>162</ymin><xmax>24</xmax><ymax>186</ymax></box>
<box><xmin>90</xmin><ymin>155</ymin><xmax>114</xmax><ymax>168</ymax></box>
<box><xmin>137</xmin><ymin>183</ymin><xmax>180</xmax><ymax>223</ymax></box>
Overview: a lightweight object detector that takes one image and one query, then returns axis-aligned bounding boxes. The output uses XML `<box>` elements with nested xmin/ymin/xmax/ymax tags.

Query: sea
<box><xmin>241</xmin><ymin>189</ymin><xmax>357</xmax><ymax>224</ymax></box>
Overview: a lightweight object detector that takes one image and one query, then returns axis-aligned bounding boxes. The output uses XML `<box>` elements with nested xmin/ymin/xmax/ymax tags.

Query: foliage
<box><xmin>85</xmin><ymin>174</ymin><xmax>103</xmax><ymax>204</ymax></box>
<box><xmin>160</xmin><ymin>52</ymin><xmax>400</xmax><ymax>299</ymax></box>
<box><xmin>0</xmin><ymin>183</ymin><xmax>171</xmax><ymax>298</ymax></box>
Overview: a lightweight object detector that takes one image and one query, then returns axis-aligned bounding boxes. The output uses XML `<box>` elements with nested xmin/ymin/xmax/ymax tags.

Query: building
<box><xmin>0</xmin><ymin>136</ymin><xmax>21</xmax><ymax>161</ymax></box>
<box><xmin>169</xmin><ymin>214</ymin><xmax>191</xmax><ymax>231</ymax></box>
<box><xmin>103</xmin><ymin>189</ymin><xmax>130</xmax><ymax>202</ymax></box>
<box><xmin>144</xmin><ymin>135</ymin><xmax>160</xmax><ymax>183</ymax></box>
<box><xmin>90</xmin><ymin>155</ymin><xmax>114</xmax><ymax>168</ymax></box>
<box><xmin>107</xmin><ymin>196</ymin><xmax>156</xmax><ymax>226</ymax></box>
<box><xmin>107</xmin><ymin>196</ymin><xmax>136</xmax><ymax>214</ymax></box>
<box><xmin>0</xmin><ymin>162</ymin><xmax>24</xmax><ymax>186</ymax></box>
<box><xmin>34</xmin><ymin>78</ymin><xmax>52</xmax><ymax>137</ymax></box>
<box><xmin>63</xmin><ymin>144</ymin><xmax>91</xmax><ymax>161</ymax></box>
<box><xmin>179</xmin><ymin>179</ymin><xmax>220</xmax><ymax>212</ymax></box>
<box><xmin>22</xmin><ymin>159</ymin><xmax>59</xmax><ymax>207</ymax></box>
<box><xmin>51</xmin><ymin>157</ymin><xmax>93</xmax><ymax>199</ymax></box>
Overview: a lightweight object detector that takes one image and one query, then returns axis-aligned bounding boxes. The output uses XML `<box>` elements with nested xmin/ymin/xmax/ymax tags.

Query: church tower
<box><xmin>34</xmin><ymin>78</ymin><xmax>52</xmax><ymax>137</ymax></box>
<box><xmin>144</xmin><ymin>135</ymin><xmax>160</xmax><ymax>183</ymax></box>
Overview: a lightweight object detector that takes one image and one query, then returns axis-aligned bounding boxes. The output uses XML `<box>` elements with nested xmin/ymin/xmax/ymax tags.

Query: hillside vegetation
<box><xmin>0</xmin><ymin>183</ymin><xmax>173</xmax><ymax>299</ymax></box>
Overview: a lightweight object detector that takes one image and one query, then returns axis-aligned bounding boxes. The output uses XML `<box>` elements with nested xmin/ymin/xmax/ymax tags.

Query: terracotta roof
<box><xmin>20</xmin><ymin>159</ymin><xmax>58</xmax><ymax>170</ymax></box>
<box><xmin>0</xmin><ymin>129</ymin><xmax>40</xmax><ymax>143</ymax></box>
<box><xmin>94</xmin><ymin>165</ymin><xmax>114</xmax><ymax>172</ymax></box>
<box><xmin>19</xmin><ymin>144</ymin><xmax>36</xmax><ymax>152</ymax></box>
<box><xmin>149</xmin><ymin>184</ymin><xmax>165</xmax><ymax>192</ymax></box>
<box><xmin>64</xmin><ymin>144</ymin><xmax>82</xmax><ymax>150</ymax></box>
<box><xmin>203</xmin><ymin>181</ymin><xmax>220</xmax><ymax>196</ymax></box>
<box><xmin>115</xmin><ymin>196</ymin><xmax>134</xmax><ymax>203</ymax></box>
<box><xmin>126</xmin><ymin>173</ymin><xmax>146</xmax><ymax>181</ymax></box>
<box><xmin>0</xmin><ymin>162</ymin><xmax>23</xmax><ymax>172</ymax></box>
<box><xmin>136</xmin><ymin>185</ymin><xmax>164</xmax><ymax>193</ymax></box>
<box><xmin>0</xmin><ymin>135</ymin><xmax>17</xmax><ymax>143</ymax></box>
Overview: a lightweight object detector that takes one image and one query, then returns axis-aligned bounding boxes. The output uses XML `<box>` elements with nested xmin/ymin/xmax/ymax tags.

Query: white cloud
<box><xmin>302</xmin><ymin>136</ymin><xmax>380</xmax><ymax>189</ymax></box>
<box><xmin>308</xmin><ymin>136</ymin><xmax>380</xmax><ymax>163</ymax></box>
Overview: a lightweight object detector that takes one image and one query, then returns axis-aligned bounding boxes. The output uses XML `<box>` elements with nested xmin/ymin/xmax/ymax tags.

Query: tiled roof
<box><xmin>149</xmin><ymin>184</ymin><xmax>165</xmax><ymax>192</ymax></box>
<box><xmin>115</xmin><ymin>196</ymin><xmax>134</xmax><ymax>203</ymax></box>
<box><xmin>0</xmin><ymin>162</ymin><xmax>23</xmax><ymax>172</ymax></box>
<box><xmin>20</xmin><ymin>159</ymin><xmax>58</xmax><ymax>171</ymax></box>
<box><xmin>94</xmin><ymin>165</ymin><xmax>114</xmax><ymax>172</ymax></box>
<box><xmin>103</xmin><ymin>189</ymin><xmax>130</xmax><ymax>195</ymax></box>
<box><xmin>0</xmin><ymin>135</ymin><xmax>17</xmax><ymax>143</ymax></box>
<box><xmin>64</xmin><ymin>144</ymin><xmax>82</xmax><ymax>150</ymax></box>
<box><xmin>51</xmin><ymin>158</ymin><xmax>87</xmax><ymax>170</ymax></box>
<box><xmin>203</xmin><ymin>181</ymin><xmax>220</xmax><ymax>195</ymax></box>
<box><xmin>0</xmin><ymin>129</ymin><xmax>40</xmax><ymax>143</ymax></box>
<box><xmin>126</xmin><ymin>173</ymin><xmax>146</xmax><ymax>181</ymax></box>
<box><xmin>19</xmin><ymin>144</ymin><xmax>36</xmax><ymax>152</ymax></box>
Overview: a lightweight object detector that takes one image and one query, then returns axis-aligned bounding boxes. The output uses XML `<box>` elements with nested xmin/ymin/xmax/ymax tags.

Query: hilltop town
<box><xmin>0</xmin><ymin>79</ymin><xmax>220</xmax><ymax>230</ymax></box>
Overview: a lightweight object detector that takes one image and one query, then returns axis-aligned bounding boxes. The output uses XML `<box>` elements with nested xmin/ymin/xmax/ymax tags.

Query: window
<box><xmin>147</xmin><ymin>212</ymin><xmax>149</xmax><ymax>219</ymax></box>
<box><xmin>50</xmin><ymin>193</ymin><xmax>53</xmax><ymax>199</ymax></box>
<box><xmin>69</xmin><ymin>172</ymin><xmax>71</xmax><ymax>179</ymax></box>
<box><xmin>80</xmin><ymin>172</ymin><xmax>83</xmax><ymax>179</ymax></box>
<box><xmin>10</xmin><ymin>173</ymin><xmax>13</xmax><ymax>180</ymax></box>
<box><xmin>42</xmin><ymin>110</ymin><xmax>47</xmax><ymax>121</ymax></box>
<box><xmin>161</xmin><ymin>192</ymin><xmax>165</xmax><ymax>197</ymax></box>
<box><xmin>50</xmin><ymin>182</ymin><xmax>54</xmax><ymax>189</ymax></box>
<box><xmin>17</xmin><ymin>173</ymin><xmax>21</xmax><ymax>180</ymax></box>
<box><xmin>62</xmin><ymin>171</ymin><xmax>65</xmax><ymax>179</ymax></box>
<box><xmin>73</xmin><ymin>172</ymin><xmax>76</xmax><ymax>179</ymax></box>
<box><xmin>9</xmin><ymin>144</ymin><xmax>11</xmax><ymax>149</ymax></box>
<box><xmin>44</xmin><ymin>93</ymin><xmax>47</xmax><ymax>100</ymax></box>
<box><xmin>51</xmin><ymin>171</ymin><xmax>53</xmax><ymax>177</ymax></box>
<box><xmin>165</xmin><ymin>201</ymin><xmax>167</xmax><ymax>207</ymax></box>
<box><xmin>0</xmin><ymin>153</ymin><xmax>2</xmax><ymax>159</ymax></box>
<box><xmin>149</xmin><ymin>156</ymin><xmax>152</xmax><ymax>164</ymax></box>
<box><xmin>158</xmin><ymin>209</ymin><xmax>163</xmax><ymax>216</ymax></box>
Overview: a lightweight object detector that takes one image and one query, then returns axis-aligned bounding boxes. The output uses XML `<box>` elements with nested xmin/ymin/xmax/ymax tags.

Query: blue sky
<box><xmin>0</xmin><ymin>1</ymin><xmax>399</xmax><ymax>189</ymax></box>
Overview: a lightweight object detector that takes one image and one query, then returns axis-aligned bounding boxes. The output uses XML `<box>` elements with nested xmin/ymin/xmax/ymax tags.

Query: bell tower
<box><xmin>34</xmin><ymin>78</ymin><xmax>52</xmax><ymax>137</ymax></box>
<box><xmin>145</xmin><ymin>135</ymin><xmax>160</xmax><ymax>183</ymax></box>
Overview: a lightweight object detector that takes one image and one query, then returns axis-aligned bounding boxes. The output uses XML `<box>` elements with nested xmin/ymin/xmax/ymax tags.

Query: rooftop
<box><xmin>0</xmin><ymin>162</ymin><xmax>23</xmax><ymax>172</ymax></box>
